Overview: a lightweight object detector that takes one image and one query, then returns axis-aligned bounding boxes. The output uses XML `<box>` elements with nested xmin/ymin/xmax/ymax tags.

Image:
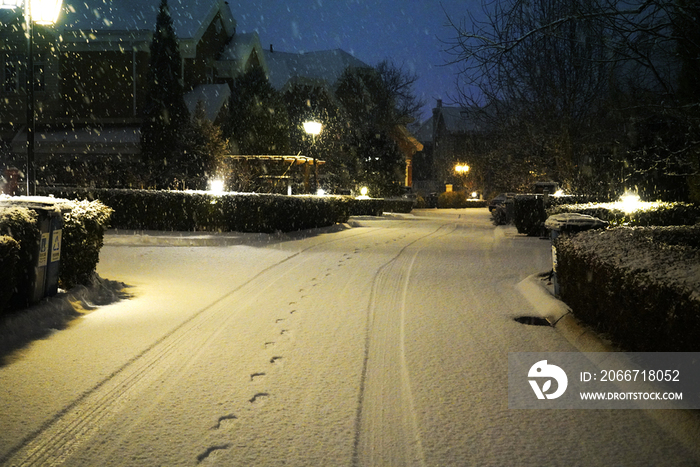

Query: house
<box><xmin>1</xmin><ymin>0</ymin><xmax>420</xmax><ymax>191</ymax></box>
<box><xmin>413</xmin><ymin>99</ymin><xmax>493</xmax><ymax>194</ymax></box>
<box><xmin>0</xmin><ymin>0</ymin><xmax>264</xmax><ymax>166</ymax></box>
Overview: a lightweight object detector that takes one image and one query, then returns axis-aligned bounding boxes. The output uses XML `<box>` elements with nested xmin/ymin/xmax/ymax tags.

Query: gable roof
<box><xmin>51</xmin><ymin>0</ymin><xmax>236</xmax><ymax>58</ymax></box>
<box><xmin>185</xmin><ymin>84</ymin><xmax>231</xmax><ymax>122</ymax></box>
<box><xmin>58</xmin><ymin>0</ymin><xmax>236</xmax><ymax>38</ymax></box>
<box><xmin>435</xmin><ymin>105</ymin><xmax>495</xmax><ymax>134</ymax></box>
<box><xmin>262</xmin><ymin>48</ymin><xmax>369</xmax><ymax>91</ymax></box>
<box><xmin>218</xmin><ymin>31</ymin><xmax>268</xmax><ymax>77</ymax></box>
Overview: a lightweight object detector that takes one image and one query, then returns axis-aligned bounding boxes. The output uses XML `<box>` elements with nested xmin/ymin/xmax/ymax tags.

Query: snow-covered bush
<box><xmin>437</xmin><ymin>191</ymin><xmax>488</xmax><ymax>209</ymax></box>
<box><xmin>555</xmin><ymin>225</ymin><xmax>700</xmax><ymax>351</ymax></box>
<box><xmin>0</xmin><ymin>235</ymin><xmax>20</xmax><ymax>314</ymax></box>
<box><xmin>0</xmin><ymin>207</ymin><xmax>39</xmax><ymax>310</ymax></box>
<box><xmin>548</xmin><ymin>201</ymin><xmax>700</xmax><ymax>227</ymax></box>
<box><xmin>513</xmin><ymin>195</ymin><xmax>546</xmax><ymax>236</ymax></box>
<box><xmin>56</xmin><ymin>199</ymin><xmax>113</xmax><ymax>288</ymax></box>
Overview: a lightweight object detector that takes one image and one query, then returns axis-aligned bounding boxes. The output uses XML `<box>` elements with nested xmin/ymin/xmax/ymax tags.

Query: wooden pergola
<box><xmin>224</xmin><ymin>154</ymin><xmax>326</xmax><ymax>193</ymax></box>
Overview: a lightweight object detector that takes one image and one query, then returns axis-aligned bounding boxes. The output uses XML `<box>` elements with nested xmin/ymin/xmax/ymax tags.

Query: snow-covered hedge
<box><xmin>437</xmin><ymin>191</ymin><xmax>488</xmax><ymax>209</ymax></box>
<box><xmin>0</xmin><ymin>235</ymin><xmax>20</xmax><ymax>313</ymax></box>
<box><xmin>55</xmin><ymin>199</ymin><xmax>113</xmax><ymax>288</ymax></box>
<box><xmin>38</xmin><ymin>188</ymin><xmax>414</xmax><ymax>232</ymax></box>
<box><xmin>0</xmin><ymin>207</ymin><xmax>40</xmax><ymax>312</ymax></box>
<box><xmin>548</xmin><ymin>201</ymin><xmax>700</xmax><ymax>227</ymax></box>
<box><xmin>555</xmin><ymin>225</ymin><xmax>700</xmax><ymax>351</ymax></box>
<box><xmin>0</xmin><ymin>199</ymin><xmax>112</xmax><ymax>312</ymax></box>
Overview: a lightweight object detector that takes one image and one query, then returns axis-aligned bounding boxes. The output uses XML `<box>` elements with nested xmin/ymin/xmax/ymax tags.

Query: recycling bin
<box><xmin>544</xmin><ymin>213</ymin><xmax>608</xmax><ymax>297</ymax></box>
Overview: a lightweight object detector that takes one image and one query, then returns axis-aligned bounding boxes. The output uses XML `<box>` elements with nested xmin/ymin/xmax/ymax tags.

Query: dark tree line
<box><xmin>444</xmin><ymin>0</ymin><xmax>700</xmax><ymax>201</ymax></box>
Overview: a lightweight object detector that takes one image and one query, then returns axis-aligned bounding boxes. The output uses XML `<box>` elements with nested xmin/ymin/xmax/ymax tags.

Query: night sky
<box><xmin>227</xmin><ymin>1</ymin><xmax>485</xmax><ymax>122</ymax></box>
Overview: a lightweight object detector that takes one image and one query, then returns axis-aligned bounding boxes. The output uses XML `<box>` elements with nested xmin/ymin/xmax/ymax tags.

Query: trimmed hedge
<box><xmin>513</xmin><ymin>195</ymin><xmax>547</xmax><ymax>236</ymax></box>
<box><xmin>555</xmin><ymin>225</ymin><xmax>700</xmax><ymax>351</ymax></box>
<box><xmin>0</xmin><ymin>198</ymin><xmax>112</xmax><ymax>312</ymax></box>
<box><xmin>38</xmin><ymin>188</ymin><xmax>414</xmax><ymax>232</ymax></box>
<box><xmin>56</xmin><ymin>199</ymin><xmax>113</xmax><ymax>288</ymax></box>
<box><xmin>0</xmin><ymin>207</ymin><xmax>40</xmax><ymax>311</ymax></box>
<box><xmin>0</xmin><ymin>235</ymin><xmax>20</xmax><ymax>313</ymax></box>
<box><xmin>548</xmin><ymin>201</ymin><xmax>700</xmax><ymax>227</ymax></box>
<box><xmin>437</xmin><ymin>191</ymin><xmax>488</xmax><ymax>209</ymax></box>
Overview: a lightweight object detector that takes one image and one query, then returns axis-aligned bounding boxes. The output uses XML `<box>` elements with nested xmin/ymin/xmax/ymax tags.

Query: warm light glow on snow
<box><xmin>209</xmin><ymin>179</ymin><xmax>225</xmax><ymax>195</ymax></box>
<box><xmin>618</xmin><ymin>192</ymin><xmax>643</xmax><ymax>213</ymax></box>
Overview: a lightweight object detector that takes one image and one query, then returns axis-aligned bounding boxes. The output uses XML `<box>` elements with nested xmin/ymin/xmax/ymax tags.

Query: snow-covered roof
<box><xmin>57</xmin><ymin>0</ymin><xmax>236</xmax><ymax>40</ymax></box>
<box><xmin>413</xmin><ymin>118</ymin><xmax>434</xmax><ymax>144</ymax></box>
<box><xmin>185</xmin><ymin>84</ymin><xmax>230</xmax><ymax>122</ymax></box>
<box><xmin>262</xmin><ymin>48</ymin><xmax>369</xmax><ymax>91</ymax></box>
<box><xmin>218</xmin><ymin>32</ymin><xmax>268</xmax><ymax>77</ymax></box>
<box><xmin>11</xmin><ymin>127</ymin><xmax>140</xmax><ymax>155</ymax></box>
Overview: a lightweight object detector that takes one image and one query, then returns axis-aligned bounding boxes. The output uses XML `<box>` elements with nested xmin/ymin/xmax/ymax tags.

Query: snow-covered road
<box><xmin>1</xmin><ymin>208</ymin><xmax>697</xmax><ymax>466</ymax></box>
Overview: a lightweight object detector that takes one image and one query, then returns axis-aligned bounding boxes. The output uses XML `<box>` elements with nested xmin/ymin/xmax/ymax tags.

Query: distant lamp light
<box><xmin>553</xmin><ymin>189</ymin><xmax>565</xmax><ymax>197</ymax></box>
<box><xmin>356</xmin><ymin>186</ymin><xmax>370</xmax><ymax>200</ymax></box>
<box><xmin>209</xmin><ymin>178</ymin><xmax>225</xmax><ymax>195</ymax></box>
<box><xmin>316</xmin><ymin>188</ymin><xmax>326</xmax><ymax>196</ymax></box>
<box><xmin>471</xmin><ymin>191</ymin><xmax>478</xmax><ymax>198</ymax></box>
<box><xmin>303</xmin><ymin>121</ymin><xmax>322</xmax><ymax>136</ymax></box>
<box><xmin>30</xmin><ymin>0</ymin><xmax>63</xmax><ymax>24</ymax></box>
<box><xmin>619</xmin><ymin>192</ymin><xmax>643</xmax><ymax>213</ymax></box>
<box><xmin>455</xmin><ymin>164</ymin><xmax>470</xmax><ymax>174</ymax></box>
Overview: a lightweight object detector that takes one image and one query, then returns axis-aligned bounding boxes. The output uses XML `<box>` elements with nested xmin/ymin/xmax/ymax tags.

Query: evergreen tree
<box><xmin>140</xmin><ymin>0</ymin><xmax>190</xmax><ymax>186</ymax></box>
<box><xmin>224</xmin><ymin>66</ymin><xmax>290</xmax><ymax>155</ymax></box>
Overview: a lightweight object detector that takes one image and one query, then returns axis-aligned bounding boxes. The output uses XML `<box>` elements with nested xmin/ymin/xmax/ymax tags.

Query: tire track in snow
<box><xmin>2</xmin><ymin>227</ymin><xmax>381</xmax><ymax>467</ymax></box>
<box><xmin>353</xmin><ymin>222</ymin><xmax>458</xmax><ymax>467</ymax></box>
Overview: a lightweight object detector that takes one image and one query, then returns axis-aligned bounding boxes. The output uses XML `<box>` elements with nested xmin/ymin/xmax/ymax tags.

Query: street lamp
<box><xmin>303</xmin><ymin>121</ymin><xmax>322</xmax><ymax>193</ymax></box>
<box><xmin>455</xmin><ymin>164</ymin><xmax>470</xmax><ymax>174</ymax></box>
<box><xmin>1</xmin><ymin>0</ymin><xmax>63</xmax><ymax>195</ymax></box>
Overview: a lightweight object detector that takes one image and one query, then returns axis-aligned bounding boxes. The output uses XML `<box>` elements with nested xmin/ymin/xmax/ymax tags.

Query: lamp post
<box><xmin>303</xmin><ymin>121</ymin><xmax>322</xmax><ymax>194</ymax></box>
<box><xmin>1</xmin><ymin>0</ymin><xmax>62</xmax><ymax>195</ymax></box>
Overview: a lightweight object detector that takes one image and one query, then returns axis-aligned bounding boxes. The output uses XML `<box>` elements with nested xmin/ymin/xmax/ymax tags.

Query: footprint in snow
<box><xmin>250</xmin><ymin>372</ymin><xmax>265</xmax><ymax>381</ymax></box>
<box><xmin>211</xmin><ymin>414</ymin><xmax>237</xmax><ymax>430</ymax></box>
<box><xmin>197</xmin><ymin>444</ymin><xmax>231</xmax><ymax>463</ymax></box>
<box><xmin>249</xmin><ymin>392</ymin><xmax>269</xmax><ymax>404</ymax></box>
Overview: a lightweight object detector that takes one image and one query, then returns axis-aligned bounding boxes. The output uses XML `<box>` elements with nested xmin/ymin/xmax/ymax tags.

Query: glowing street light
<box><xmin>1</xmin><ymin>0</ymin><xmax>63</xmax><ymax>195</ymax></box>
<box><xmin>303</xmin><ymin>121</ymin><xmax>322</xmax><ymax>193</ymax></box>
<box><xmin>455</xmin><ymin>164</ymin><xmax>470</xmax><ymax>174</ymax></box>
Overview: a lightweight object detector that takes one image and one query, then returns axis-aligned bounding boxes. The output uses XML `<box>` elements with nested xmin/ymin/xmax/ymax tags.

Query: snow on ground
<box><xmin>1</xmin><ymin>209</ymin><xmax>698</xmax><ymax>466</ymax></box>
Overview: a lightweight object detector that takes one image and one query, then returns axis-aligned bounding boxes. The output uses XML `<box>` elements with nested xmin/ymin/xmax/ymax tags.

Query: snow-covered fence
<box><xmin>555</xmin><ymin>225</ymin><xmax>700</xmax><ymax>352</ymax></box>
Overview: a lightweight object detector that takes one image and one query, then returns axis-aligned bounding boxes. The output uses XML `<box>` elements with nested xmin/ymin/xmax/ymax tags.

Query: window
<box><xmin>2</xmin><ymin>54</ymin><xmax>45</xmax><ymax>92</ymax></box>
<box><xmin>3</xmin><ymin>54</ymin><xmax>19</xmax><ymax>93</ymax></box>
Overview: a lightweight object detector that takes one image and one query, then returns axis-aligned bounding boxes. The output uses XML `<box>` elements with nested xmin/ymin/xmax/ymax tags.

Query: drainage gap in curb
<box><xmin>514</xmin><ymin>316</ymin><xmax>551</xmax><ymax>326</ymax></box>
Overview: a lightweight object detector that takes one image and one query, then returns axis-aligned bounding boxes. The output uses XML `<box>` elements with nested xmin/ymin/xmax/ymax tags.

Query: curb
<box><xmin>516</xmin><ymin>273</ymin><xmax>700</xmax><ymax>462</ymax></box>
